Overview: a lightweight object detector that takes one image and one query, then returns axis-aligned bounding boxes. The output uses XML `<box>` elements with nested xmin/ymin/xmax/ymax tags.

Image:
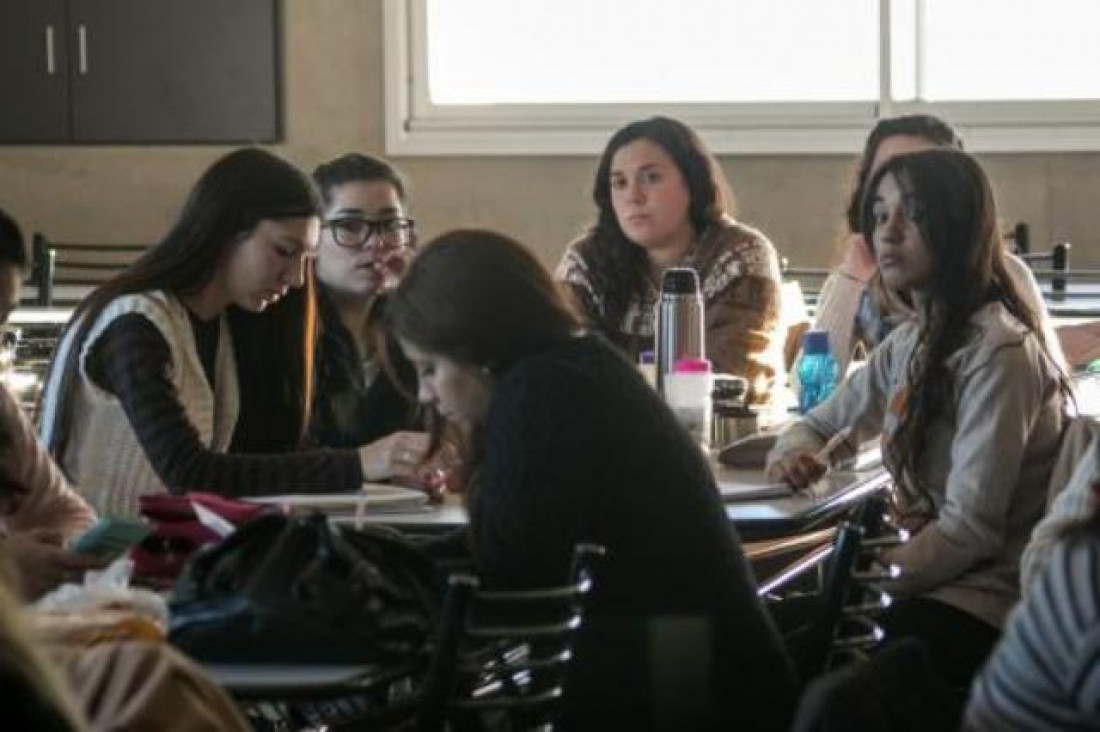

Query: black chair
<box><xmin>763</xmin><ymin>495</ymin><xmax>908</xmax><ymax>682</ymax></box>
<box><xmin>29</xmin><ymin>233</ymin><xmax>145</xmax><ymax>306</ymax></box>
<box><xmin>1006</xmin><ymin>221</ymin><xmax>1072</xmax><ymax>298</ymax></box>
<box><xmin>409</xmin><ymin>543</ymin><xmax>605</xmax><ymax>731</ymax></box>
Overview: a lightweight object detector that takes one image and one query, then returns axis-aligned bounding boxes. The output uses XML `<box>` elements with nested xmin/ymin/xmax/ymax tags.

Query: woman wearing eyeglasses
<box><xmin>38</xmin><ymin>149</ymin><xmax>422</xmax><ymax>518</ymax></box>
<box><xmin>308</xmin><ymin>154</ymin><xmax>430</xmax><ymax>472</ymax></box>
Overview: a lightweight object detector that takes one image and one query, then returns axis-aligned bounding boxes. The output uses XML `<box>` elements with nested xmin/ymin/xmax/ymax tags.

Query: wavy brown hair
<box><xmin>861</xmin><ymin>149</ymin><xmax>1068</xmax><ymax>510</ymax></box>
<box><xmin>575</xmin><ymin>116</ymin><xmax>733</xmax><ymax>330</ymax></box>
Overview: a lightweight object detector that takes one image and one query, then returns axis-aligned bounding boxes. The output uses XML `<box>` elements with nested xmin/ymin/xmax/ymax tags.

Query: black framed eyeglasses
<box><xmin>324</xmin><ymin>217</ymin><xmax>416</xmax><ymax>250</ymax></box>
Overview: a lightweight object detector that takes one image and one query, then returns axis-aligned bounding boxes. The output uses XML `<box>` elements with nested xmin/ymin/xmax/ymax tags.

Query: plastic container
<box><xmin>797</xmin><ymin>330</ymin><xmax>839</xmax><ymax>414</ymax></box>
<box><xmin>664</xmin><ymin>357</ymin><xmax>713</xmax><ymax>449</ymax></box>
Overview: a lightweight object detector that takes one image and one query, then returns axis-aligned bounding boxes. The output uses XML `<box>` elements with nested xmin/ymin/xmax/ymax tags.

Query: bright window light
<box><xmin>919</xmin><ymin>0</ymin><xmax>1100</xmax><ymax>101</ymax></box>
<box><xmin>426</xmin><ymin>0</ymin><xmax>879</xmax><ymax>104</ymax></box>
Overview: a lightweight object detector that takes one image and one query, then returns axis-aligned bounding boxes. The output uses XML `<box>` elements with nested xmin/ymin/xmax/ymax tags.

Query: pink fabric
<box><xmin>0</xmin><ymin>384</ymin><xmax>95</xmax><ymax>539</ymax></box>
<box><xmin>132</xmin><ymin>493</ymin><xmax>268</xmax><ymax>584</ymax></box>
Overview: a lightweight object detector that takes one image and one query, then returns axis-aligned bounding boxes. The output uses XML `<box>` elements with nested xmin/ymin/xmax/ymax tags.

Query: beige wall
<box><xmin>1</xmin><ymin>0</ymin><xmax>1097</xmax><ymax>270</ymax></box>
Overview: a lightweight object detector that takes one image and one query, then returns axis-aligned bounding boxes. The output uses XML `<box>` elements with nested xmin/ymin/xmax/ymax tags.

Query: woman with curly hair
<box><xmin>556</xmin><ymin>116</ymin><xmax>784</xmax><ymax>403</ymax></box>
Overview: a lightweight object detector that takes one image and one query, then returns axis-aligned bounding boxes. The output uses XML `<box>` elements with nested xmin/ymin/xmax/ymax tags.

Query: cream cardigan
<box><xmin>39</xmin><ymin>291</ymin><xmax>239</xmax><ymax>517</ymax></box>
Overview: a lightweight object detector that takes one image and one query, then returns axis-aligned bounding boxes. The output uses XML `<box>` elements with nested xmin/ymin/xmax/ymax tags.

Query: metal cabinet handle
<box><xmin>77</xmin><ymin>24</ymin><xmax>88</xmax><ymax>75</ymax></box>
<box><xmin>45</xmin><ymin>25</ymin><xmax>56</xmax><ymax>75</ymax></box>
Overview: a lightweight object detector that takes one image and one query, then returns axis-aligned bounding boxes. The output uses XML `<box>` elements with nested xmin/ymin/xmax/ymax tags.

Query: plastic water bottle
<box><xmin>797</xmin><ymin>331</ymin><xmax>839</xmax><ymax>414</ymax></box>
<box><xmin>655</xmin><ymin>268</ymin><xmax>704</xmax><ymax>395</ymax></box>
<box><xmin>664</xmin><ymin>357</ymin><xmax>713</xmax><ymax>450</ymax></box>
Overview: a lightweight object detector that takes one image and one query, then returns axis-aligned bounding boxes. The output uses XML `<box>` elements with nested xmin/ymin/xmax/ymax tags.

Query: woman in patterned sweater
<box><xmin>556</xmin><ymin>116</ymin><xmax>783</xmax><ymax>404</ymax></box>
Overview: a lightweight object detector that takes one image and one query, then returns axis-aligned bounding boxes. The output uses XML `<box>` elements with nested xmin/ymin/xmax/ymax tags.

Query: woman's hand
<box><xmin>6</xmin><ymin>529</ymin><xmax>108</xmax><ymax>600</ymax></box>
<box><xmin>358</xmin><ymin>431</ymin><xmax>431</xmax><ymax>482</ymax></box>
<box><xmin>839</xmin><ymin>235</ymin><xmax>877</xmax><ymax>283</ymax></box>
<box><xmin>765</xmin><ymin>450</ymin><xmax>828</xmax><ymax>490</ymax></box>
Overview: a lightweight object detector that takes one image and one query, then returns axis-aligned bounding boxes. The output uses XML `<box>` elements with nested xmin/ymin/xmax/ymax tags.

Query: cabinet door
<box><xmin>0</xmin><ymin>0</ymin><xmax>71</xmax><ymax>142</ymax></box>
<box><xmin>68</xmin><ymin>0</ymin><xmax>279</xmax><ymax>143</ymax></box>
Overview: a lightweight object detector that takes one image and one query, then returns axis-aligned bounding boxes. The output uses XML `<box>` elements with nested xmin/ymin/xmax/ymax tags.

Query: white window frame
<box><xmin>383</xmin><ymin>0</ymin><xmax>1100</xmax><ymax>156</ymax></box>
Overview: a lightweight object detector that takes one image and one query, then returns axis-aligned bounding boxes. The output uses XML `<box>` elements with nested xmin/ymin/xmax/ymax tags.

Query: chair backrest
<box><xmin>28</xmin><ymin>233</ymin><xmax>146</xmax><ymax>306</ymax></box>
<box><xmin>418</xmin><ymin>543</ymin><xmax>606</xmax><ymax>731</ymax></box>
<box><xmin>799</xmin><ymin>495</ymin><xmax>906</xmax><ymax>680</ymax></box>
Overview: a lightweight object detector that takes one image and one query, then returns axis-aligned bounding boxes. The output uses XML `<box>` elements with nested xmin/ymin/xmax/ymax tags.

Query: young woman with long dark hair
<box><xmin>388</xmin><ymin>229</ymin><xmax>794</xmax><ymax>730</ymax></box>
<box><xmin>38</xmin><ymin>149</ymin><xmax>421</xmax><ymax>518</ymax></box>
<box><xmin>556</xmin><ymin>116</ymin><xmax>784</xmax><ymax>403</ymax></box>
<box><xmin>768</xmin><ymin>149</ymin><xmax>1070</xmax><ymax>715</ymax></box>
<box><xmin>812</xmin><ymin>114</ymin><xmax>1063</xmax><ymax>376</ymax></box>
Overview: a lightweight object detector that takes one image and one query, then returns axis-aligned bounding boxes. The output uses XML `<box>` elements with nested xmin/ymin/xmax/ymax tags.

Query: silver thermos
<box><xmin>655</xmin><ymin>267</ymin><xmax>705</xmax><ymax>394</ymax></box>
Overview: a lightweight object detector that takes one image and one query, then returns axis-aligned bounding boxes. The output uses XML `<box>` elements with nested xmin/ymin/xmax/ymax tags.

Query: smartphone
<box><xmin>70</xmin><ymin>517</ymin><xmax>152</xmax><ymax>560</ymax></box>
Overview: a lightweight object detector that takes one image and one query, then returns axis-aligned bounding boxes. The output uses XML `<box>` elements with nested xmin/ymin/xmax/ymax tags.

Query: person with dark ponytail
<box><xmin>388</xmin><ymin>229</ymin><xmax>794</xmax><ymax>730</ymax></box>
<box><xmin>38</xmin><ymin>149</ymin><xmax>422</xmax><ymax>518</ymax></box>
<box><xmin>0</xmin><ymin>207</ymin><xmax>101</xmax><ymax>599</ymax></box>
<box><xmin>767</xmin><ymin>149</ymin><xmax>1070</xmax><ymax>719</ymax></box>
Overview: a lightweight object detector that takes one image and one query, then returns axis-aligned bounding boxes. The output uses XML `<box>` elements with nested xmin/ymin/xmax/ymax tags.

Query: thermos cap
<box><xmin>802</xmin><ymin>330</ymin><xmax>832</xmax><ymax>355</ymax></box>
<box><xmin>660</xmin><ymin>267</ymin><xmax>700</xmax><ymax>294</ymax></box>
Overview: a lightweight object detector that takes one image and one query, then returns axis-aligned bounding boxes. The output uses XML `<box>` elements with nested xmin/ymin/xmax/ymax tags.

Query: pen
<box><xmin>814</xmin><ymin>426</ymin><xmax>854</xmax><ymax>464</ymax></box>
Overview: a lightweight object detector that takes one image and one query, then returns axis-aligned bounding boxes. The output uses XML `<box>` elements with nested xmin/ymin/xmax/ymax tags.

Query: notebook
<box><xmin>247</xmin><ymin>483</ymin><xmax>429</xmax><ymax>515</ymax></box>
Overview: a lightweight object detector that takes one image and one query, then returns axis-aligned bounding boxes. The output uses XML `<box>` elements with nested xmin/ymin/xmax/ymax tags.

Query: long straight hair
<box><xmin>45</xmin><ymin>148</ymin><xmax>322</xmax><ymax>458</ymax></box>
<box><xmin>861</xmin><ymin>149</ymin><xmax>1068</xmax><ymax>508</ymax></box>
<box><xmin>385</xmin><ymin>229</ymin><xmax>581</xmax><ymax>526</ymax></box>
<box><xmin>576</xmin><ymin>116</ymin><xmax>733</xmax><ymax>329</ymax></box>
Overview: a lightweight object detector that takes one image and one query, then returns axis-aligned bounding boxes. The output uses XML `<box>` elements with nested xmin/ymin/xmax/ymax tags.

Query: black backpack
<box><xmin>169</xmin><ymin>512</ymin><xmax>439</xmax><ymax>665</ymax></box>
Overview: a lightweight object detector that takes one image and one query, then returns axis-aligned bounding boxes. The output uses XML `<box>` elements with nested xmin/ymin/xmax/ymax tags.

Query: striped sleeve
<box><xmin>89</xmin><ymin>315</ymin><xmax>362</xmax><ymax>496</ymax></box>
<box><xmin>965</xmin><ymin>533</ymin><xmax>1100</xmax><ymax>730</ymax></box>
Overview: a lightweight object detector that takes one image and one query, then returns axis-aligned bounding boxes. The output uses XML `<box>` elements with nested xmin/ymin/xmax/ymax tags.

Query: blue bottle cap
<box><xmin>802</xmin><ymin>330</ymin><xmax>832</xmax><ymax>355</ymax></box>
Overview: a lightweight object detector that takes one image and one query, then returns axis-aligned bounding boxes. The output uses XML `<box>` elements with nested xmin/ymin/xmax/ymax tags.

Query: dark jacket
<box><xmin>309</xmin><ymin>289</ymin><xmax>420</xmax><ymax>449</ymax></box>
<box><xmin>472</xmin><ymin>334</ymin><xmax>795</xmax><ymax>731</ymax></box>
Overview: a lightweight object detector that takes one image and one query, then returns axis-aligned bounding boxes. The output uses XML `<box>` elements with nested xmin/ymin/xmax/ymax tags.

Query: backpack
<box><xmin>169</xmin><ymin>512</ymin><xmax>439</xmax><ymax>665</ymax></box>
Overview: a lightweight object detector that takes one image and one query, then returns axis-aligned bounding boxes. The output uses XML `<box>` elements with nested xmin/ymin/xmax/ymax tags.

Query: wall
<box><xmin>1</xmin><ymin>0</ymin><xmax>1096</xmax><ymax>271</ymax></box>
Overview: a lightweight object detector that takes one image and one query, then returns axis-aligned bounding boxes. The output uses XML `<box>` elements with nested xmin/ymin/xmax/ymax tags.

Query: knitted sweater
<box><xmin>473</xmin><ymin>334</ymin><xmax>795</xmax><ymax>730</ymax></box>
<box><xmin>771</xmin><ymin>303</ymin><xmax>1065</xmax><ymax>629</ymax></box>
<box><xmin>556</xmin><ymin>217</ymin><xmax>783</xmax><ymax>403</ymax></box>
<box><xmin>965</xmin><ymin>531</ymin><xmax>1100</xmax><ymax>731</ymax></box>
<box><xmin>0</xmin><ymin>383</ymin><xmax>94</xmax><ymax>539</ymax></box>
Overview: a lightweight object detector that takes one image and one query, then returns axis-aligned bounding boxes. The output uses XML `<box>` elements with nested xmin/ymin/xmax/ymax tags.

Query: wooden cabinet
<box><xmin>0</xmin><ymin>0</ymin><xmax>280</xmax><ymax>143</ymax></box>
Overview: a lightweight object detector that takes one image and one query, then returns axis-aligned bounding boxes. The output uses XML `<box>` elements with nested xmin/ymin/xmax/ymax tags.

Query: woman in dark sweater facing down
<box><xmin>387</xmin><ymin>229</ymin><xmax>795</xmax><ymax>731</ymax></box>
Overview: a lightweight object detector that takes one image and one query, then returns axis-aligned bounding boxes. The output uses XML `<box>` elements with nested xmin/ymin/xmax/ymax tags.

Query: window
<box><xmin>383</xmin><ymin>0</ymin><xmax>1100</xmax><ymax>155</ymax></box>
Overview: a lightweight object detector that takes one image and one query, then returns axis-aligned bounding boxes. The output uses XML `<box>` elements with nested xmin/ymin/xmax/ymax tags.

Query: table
<box><xmin>345</xmin><ymin>461</ymin><xmax>891</xmax><ymax>542</ymax></box>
